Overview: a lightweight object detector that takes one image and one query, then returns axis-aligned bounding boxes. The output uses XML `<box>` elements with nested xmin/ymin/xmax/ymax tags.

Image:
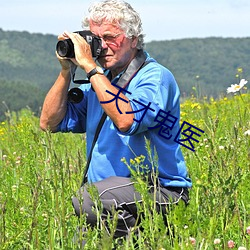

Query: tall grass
<box><xmin>0</xmin><ymin>93</ymin><xmax>249</xmax><ymax>249</ymax></box>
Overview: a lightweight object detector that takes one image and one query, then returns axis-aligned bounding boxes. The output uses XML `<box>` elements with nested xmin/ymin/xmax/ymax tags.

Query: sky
<box><xmin>1</xmin><ymin>0</ymin><xmax>250</xmax><ymax>42</ymax></box>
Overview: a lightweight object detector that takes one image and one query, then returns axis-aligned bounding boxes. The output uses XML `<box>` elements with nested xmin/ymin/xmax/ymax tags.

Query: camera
<box><xmin>56</xmin><ymin>30</ymin><xmax>102</xmax><ymax>58</ymax></box>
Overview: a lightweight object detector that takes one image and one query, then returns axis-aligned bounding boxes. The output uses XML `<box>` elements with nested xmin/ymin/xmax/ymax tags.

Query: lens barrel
<box><xmin>68</xmin><ymin>88</ymin><xmax>84</xmax><ymax>103</ymax></box>
<box><xmin>56</xmin><ymin>39</ymin><xmax>75</xmax><ymax>58</ymax></box>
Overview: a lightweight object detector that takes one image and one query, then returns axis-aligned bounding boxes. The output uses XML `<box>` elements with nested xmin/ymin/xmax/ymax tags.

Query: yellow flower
<box><xmin>130</xmin><ymin>159</ymin><xmax>135</xmax><ymax>165</ymax></box>
<box><xmin>135</xmin><ymin>157</ymin><xmax>141</xmax><ymax>164</ymax></box>
<box><xmin>180</xmin><ymin>111</ymin><xmax>187</xmax><ymax>117</ymax></box>
<box><xmin>191</xmin><ymin>103</ymin><xmax>201</xmax><ymax>109</ymax></box>
<box><xmin>237</xmin><ymin>67</ymin><xmax>243</xmax><ymax>73</ymax></box>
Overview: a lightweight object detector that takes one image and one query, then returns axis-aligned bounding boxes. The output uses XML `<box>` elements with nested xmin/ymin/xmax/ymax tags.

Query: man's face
<box><xmin>89</xmin><ymin>20</ymin><xmax>138</xmax><ymax>73</ymax></box>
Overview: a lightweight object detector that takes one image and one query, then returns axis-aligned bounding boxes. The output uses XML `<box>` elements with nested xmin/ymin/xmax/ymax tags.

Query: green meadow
<box><xmin>0</xmin><ymin>89</ymin><xmax>249</xmax><ymax>249</ymax></box>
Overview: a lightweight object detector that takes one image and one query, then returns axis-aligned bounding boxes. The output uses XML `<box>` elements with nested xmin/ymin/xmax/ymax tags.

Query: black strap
<box><xmin>81</xmin><ymin>50</ymin><xmax>149</xmax><ymax>185</ymax></box>
<box><xmin>115</xmin><ymin>49</ymin><xmax>147</xmax><ymax>88</ymax></box>
<box><xmin>81</xmin><ymin>112</ymin><xmax>107</xmax><ymax>186</ymax></box>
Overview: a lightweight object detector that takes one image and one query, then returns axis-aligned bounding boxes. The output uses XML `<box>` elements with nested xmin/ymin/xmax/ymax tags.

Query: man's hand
<box><xmin>56</xmin><ymin>33</ymin><xmax>79</xmax><ymax>71</ymax></box>
<box><xmin>62</xmin><ymin>31</ymin><xmax>96</xmax><ymax>73</ymax></box>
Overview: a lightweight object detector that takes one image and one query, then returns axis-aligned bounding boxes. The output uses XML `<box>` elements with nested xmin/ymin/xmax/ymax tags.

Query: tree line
<box><xmin>0</xmin><ymin>28</ymin><xmax>249</xmax><ymax>121</ymax></box>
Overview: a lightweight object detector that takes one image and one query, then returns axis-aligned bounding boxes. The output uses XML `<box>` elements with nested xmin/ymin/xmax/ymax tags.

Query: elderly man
<box><xmin>40</xmin><ymin>0</ymin><xmax>191</xmax><ymax>241</ymax></box>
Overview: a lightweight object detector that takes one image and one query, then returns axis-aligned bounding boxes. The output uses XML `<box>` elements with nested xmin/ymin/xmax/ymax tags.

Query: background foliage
<box><xmin>0</xmin><ymin>30</ymin><xmax>249</xmax><ymax>249</ymax></box>
<box><xmin>0</xmin><ymin>28</ymin><xmax>250</xmax><ymax>120</ymax></box>
<box><xmin>0</xmin><ymin>91</ymin><xmax>249</xmax><ymax>249</ymax></box>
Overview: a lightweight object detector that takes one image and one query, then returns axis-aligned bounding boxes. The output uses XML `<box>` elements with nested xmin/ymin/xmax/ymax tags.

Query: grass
<box><xmin>0</xmin><ymin>92</ymin><xmax>249</xmax><ymax>249</ymax></box>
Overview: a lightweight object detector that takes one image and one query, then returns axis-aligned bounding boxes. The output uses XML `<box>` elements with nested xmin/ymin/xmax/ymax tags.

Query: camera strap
<box><xmin>114</xmin><ymin>49</ymin><xmax>148</xmax><ymax>88</ymax></box>
<box><xmin>81</xmin><ymin>50</ymin><xmax>149</xmax><ymax>186</ymax></box>
<box><xmin>81</xmin><ymin>111</ymin><xmax>107</xmax><ymax>185</ymax></box>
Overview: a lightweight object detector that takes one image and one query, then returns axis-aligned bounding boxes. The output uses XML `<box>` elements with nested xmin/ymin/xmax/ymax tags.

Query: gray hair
<box><xmin>82</xmin><ymin>0</ymin><xmax>145</xmax><ymax>49</ymax></box>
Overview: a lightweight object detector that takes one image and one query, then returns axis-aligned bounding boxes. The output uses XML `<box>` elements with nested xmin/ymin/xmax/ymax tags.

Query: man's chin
<box><xmin>98</xmin><ymin>59</ymin><xmax>113</xmax><ymax>69</ymax></box>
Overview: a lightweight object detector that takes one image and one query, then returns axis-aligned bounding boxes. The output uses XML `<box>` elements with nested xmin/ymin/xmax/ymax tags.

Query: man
<box><xmin>40</xmin><ymin>0</ymin><xmax>192</xmax><ymax>242</ymax></box>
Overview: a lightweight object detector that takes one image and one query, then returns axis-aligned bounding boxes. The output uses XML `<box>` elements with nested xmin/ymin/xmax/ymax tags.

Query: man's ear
<box><xmin>131</xmin><ymin>36</ymin><xmax>139</xmax><ymax>48</ymax></box>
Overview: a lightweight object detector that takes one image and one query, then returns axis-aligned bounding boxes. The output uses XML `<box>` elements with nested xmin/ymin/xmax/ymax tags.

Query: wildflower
<box><xmin>214</xmin><ymin>238</ymin><xmax>221</xmax><ymax>244</ymax></box>
<box><xmin>218</xmin><ymin>145</ymin><xmax>224</xmax><ymax>150</ymax></box>
<box><xmin>20</xmin><ymin>207</ymin><xmax>25</xmax><ymax>214</ymax></box>
<box><xmin>237</xmin><ymin>68</ymin><xmax>243</xmax><ymax>73</ymax></box>
<box><xmin>238</xmin><ymin>247</ymin><xmax>246</xmax><ymax>250</ymax></box>
<box><xmin>227</xmin><ymin>79</ymin><xmax>248</xmax><ymax>93</ymax></box>
<box><xmin>244</xmin><ymin>130</ymin><xmax>250</xmax><ymax>136</ymax></box>
<box><xmin>42</xmin><ymin>213</ymin><xmax>48</xmax><ymax>221</ymax></box>
<box><xmin>189</xmin><ymin>237</ymin><xmax>196</xmax><ymax>246</ymax></box>
<box><xmin>196</xmin><ymin>180</ymin><xmax>202</xmax><ymax>185</ymax></box>
<box><xmin>246</xmin><ymin>226</ymin><xmax>250</xmax><ymax>235</ymax></box>
<box><xmin>191</xmin><ymin>103</ymin><xmax>201</xmax><ymax>109</ymax></box>
<box><xmin>228</xmin><ymin>240</ymin><xmax>235</xmax><ymax>248</ymax></box>
<box><xmin>130</xmin><ymin>159</ymin><xmax>135</xmax><ymax>165</ymax></box>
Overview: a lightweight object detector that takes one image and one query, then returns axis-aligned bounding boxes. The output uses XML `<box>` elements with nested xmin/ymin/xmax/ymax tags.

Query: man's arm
<box><xmin>40</xmin><ymin>58</ymin><xmax>71</xmax><ymax>132</ymax></box>
<box><xmin>61</xmin><ymin>31</ymin><xmax>135</xmax><ymax>132</ymax></box>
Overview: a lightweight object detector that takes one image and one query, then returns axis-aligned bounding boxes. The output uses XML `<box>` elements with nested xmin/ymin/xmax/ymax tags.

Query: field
<box><xmin>0</xmin><ymin>89</ymin><xmax>249</xmax><ymax>249</ymax></box>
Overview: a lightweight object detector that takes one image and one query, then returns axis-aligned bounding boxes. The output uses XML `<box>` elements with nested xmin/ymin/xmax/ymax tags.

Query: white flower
<box><xmin>218</xmin><ymin>145</ymin><xmax>224</xmax><ymax>150</ymax></box>
<box><xmin>214</xmin><ymin>238</ymin><xmax>221</xmax><ymax>244</ymax></box>
<box><xmin>20</xmin><ymin>207</ymin><xmax>25</xmax><ymax>214</ymax></box>
<box><xmin>238</xmin><ymin>247</ymin><xmax>246</xmax><ymax>250</ymax></box>
<box><xmin>244</xmin><ymin>130</ymin><xmax>250</xmax><ymax>136</ymax></box>
<box><xmin>189</xmin><ymin>237</ymin><xmax>196</xmax><ymax>245</ymax></box>
<box><xmin>246</xmin><ymin>226</ymin><xmax>250</xmax><ymax>235</ymax></box>
<box><xmin>227</xmin><ymin>79</ymin><xmax>248</xmax><ymax>93</ymax></box>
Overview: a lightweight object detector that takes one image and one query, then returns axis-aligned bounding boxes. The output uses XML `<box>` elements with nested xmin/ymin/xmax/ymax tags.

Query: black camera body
<box><xmin>56</xmin><ymin>30</ymin><xmax>102</xmax><ymax>58</ymax></box>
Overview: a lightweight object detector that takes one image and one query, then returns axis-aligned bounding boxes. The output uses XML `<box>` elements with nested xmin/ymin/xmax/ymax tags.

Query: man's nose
<box><xmin>101</xmin><ymin>38</ymin><xmax>108</xmax><ymax>49</ymax></box>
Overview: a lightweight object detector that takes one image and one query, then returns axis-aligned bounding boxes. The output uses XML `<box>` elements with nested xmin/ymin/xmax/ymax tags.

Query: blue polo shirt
<box><xmin>58</xmin><ymin>52</ymin><xmax>192</xmax><ymax>188</ymax></box>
